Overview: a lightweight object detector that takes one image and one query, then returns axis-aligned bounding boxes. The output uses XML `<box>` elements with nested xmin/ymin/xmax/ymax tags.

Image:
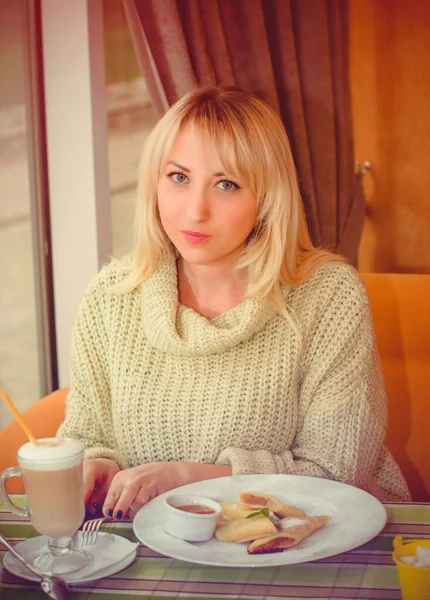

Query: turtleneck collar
<box><xmin>140</xmin><ymin>252</ymin><xmax>275</xmax><ymax>356</ymax></box>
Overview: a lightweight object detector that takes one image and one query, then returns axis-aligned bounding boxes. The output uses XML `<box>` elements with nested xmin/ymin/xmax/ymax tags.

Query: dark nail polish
<box><xmin>106</xmin><ymin>508</ymin><xmax>113</xmax><ymax>517</ymax></box>
<box><xmin>114</xmin><ymin>510</ymin><xmax>123</xmax><ymax>520</ymax></box>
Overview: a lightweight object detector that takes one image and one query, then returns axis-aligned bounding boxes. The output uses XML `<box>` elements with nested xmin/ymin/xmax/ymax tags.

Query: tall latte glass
<box><xmin>0</xmin><ymin>437</ymin><xmax>90</xmax><ymax>574</ymax></box>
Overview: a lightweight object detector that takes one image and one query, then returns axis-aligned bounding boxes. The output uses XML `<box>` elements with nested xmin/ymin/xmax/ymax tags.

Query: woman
<box><xmin>58</xmin><ymin>86</ymin><xmax>410</xmax><ymax>520</ymax></box>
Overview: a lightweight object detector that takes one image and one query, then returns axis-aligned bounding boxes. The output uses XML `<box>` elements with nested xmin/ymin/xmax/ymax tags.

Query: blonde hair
<box><xmin>119</xmin><ymin>86</ymin><xmax>343</xmax><ymax>318</ymax></box>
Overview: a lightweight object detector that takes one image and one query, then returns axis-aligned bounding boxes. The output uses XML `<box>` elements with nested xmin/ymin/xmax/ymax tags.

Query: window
<box><xmin>103</xmin><ymin>0</ymin><xmax>157</xmax><ymax>259</ymax></box>
<box><xmin>0</xmin><ymin>0</ymin><xmax>54</xmax><ymax>426</ymax></box>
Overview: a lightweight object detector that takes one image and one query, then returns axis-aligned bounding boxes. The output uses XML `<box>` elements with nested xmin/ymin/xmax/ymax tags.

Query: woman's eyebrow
<box><xmin>167</xmin><ymin>160</ymin><xmax>226</xmax><ymax>177</ymax></box>
<box><xmin>167</xmin><ymin>160</ymin><xmax>191</xmax><ymax>172</ymax></box>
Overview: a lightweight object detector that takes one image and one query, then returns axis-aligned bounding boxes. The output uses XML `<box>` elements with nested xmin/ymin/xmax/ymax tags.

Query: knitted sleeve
<box><xmin>216</xmin><ymin>270</ymin><xmax>407</xmax><ymax>499</ymax></box>
<box><xmin>57</xmin><ymin>267</ymin><xmax>128</xmax><ymax>469</ymax></box>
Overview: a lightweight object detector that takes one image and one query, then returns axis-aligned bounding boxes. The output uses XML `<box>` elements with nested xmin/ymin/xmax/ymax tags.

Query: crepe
<box><xmin>215</xmin><ymin>514</ymin><xmax>278</xmax><ymax>543</ymax></box>
<box><xmin>219</xmin><ymin>502</ymin><xmax>257</xmax><ymax>520</ymax></box>
<box><xmin>247</xmin><ymin>515</ymin><xmax>331</xmax><ymax>554</ymax></box>
<box><xmin>238</xmin><ymin>491</ymin><xmax>306</xmax><ymax>518</ymax></box>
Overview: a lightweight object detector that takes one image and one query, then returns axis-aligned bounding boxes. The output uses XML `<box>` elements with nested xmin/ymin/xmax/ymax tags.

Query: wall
<box><xmin>350</xmin><ymin>0</ymin><xmax>430</xmax><ymax>273</ymax></box>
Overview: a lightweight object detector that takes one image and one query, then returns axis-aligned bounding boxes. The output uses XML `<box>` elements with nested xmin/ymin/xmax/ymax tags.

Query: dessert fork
<box><xmin>80</xmin><ymin>517</ymin><xmax>106</xmax><ymax>546</ymax></box>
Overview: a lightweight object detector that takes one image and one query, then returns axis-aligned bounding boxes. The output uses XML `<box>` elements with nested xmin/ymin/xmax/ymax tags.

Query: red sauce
<box><xmin>176</xmin><ymin>504</ymin><xmax>215</xmax><ymax>514</ymax></box>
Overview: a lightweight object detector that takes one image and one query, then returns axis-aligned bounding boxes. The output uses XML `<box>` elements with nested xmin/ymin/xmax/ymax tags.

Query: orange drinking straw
<box><xmin>0</xmin><ymin>390</ymin><xmax>39</xmax><ymax>445</ymax></box>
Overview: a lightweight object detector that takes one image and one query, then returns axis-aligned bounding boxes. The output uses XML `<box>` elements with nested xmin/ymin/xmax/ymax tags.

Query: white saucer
<box><xmin>3</xmin><ymin>532</ymin><xmax>138</xmax><ymax>584</ymax></box>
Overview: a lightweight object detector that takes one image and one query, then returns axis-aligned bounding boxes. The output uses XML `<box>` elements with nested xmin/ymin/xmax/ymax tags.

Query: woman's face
<box><xmin>157</xmin><ymin>124</ymin><xmax>258</xmax><ymax>268</ymax></box>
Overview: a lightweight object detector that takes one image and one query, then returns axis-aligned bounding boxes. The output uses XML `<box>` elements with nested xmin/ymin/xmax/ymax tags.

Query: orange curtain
<box><xmin>123</xmin><ymin>0</ymin><xmax>364</xmax><ymax>263</ymax></box>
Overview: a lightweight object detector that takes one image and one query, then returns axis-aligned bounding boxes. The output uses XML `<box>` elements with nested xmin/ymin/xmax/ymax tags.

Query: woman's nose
<box><xmin>188</xmin><ymin>186</ymin><xmax>210</xmax><ymax>222</ymax></box>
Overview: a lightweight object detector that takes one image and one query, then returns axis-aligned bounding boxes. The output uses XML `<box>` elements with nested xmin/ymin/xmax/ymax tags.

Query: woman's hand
<box><xmin>83</xmin><ymin>458</ymin><xmax>121</xmax><ymax>516</ymax></box>
<box><xmin>102</xmin><ymin>462</ymin><xmax>231</xmax><ymax>520</ymax></box>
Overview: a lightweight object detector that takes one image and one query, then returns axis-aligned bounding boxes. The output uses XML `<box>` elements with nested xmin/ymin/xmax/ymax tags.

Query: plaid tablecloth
<box><xmin>1</xmin><ymin>499</ymin><xmax>429</xmax><ymax>599</ymax></box>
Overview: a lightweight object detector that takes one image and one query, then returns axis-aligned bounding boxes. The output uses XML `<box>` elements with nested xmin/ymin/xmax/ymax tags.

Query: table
<box><xmin>1</xmin><ymin>500</ymin><xmax>429</xmax><ymax>599</ymax></box>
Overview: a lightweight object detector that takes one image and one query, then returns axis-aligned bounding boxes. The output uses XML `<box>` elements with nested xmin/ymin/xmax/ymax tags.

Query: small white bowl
<box><xmin>164</xmin><ymin>493</ymin><xmax>222</xmax><ymax>542</ymax></box>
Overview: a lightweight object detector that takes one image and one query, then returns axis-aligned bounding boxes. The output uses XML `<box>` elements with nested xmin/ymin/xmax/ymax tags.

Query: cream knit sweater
<box><xmin>58</xmin><ymin>253</ymin><xmax>411</xmax><ymax>502</ymax></box>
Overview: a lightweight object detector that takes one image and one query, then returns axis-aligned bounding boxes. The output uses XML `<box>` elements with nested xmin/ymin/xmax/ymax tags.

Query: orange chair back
<box><xmin>362</xmin><ymin>273</ymin><xmax>430</xmax><ymax>501</ymax></box>
<box><xmin>0</xmin><ymin>388</ymin><xmax>67</xmax><ymax>493</ymax></box>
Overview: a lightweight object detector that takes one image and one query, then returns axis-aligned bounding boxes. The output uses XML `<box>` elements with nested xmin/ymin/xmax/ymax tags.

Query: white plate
<box><xmin>133</xmin><ymin>474</ymin><xmax>387</xmax><ymax>567</ymax></box>
<box><xmin>3</xmin><ymin>532</ymin><xmax>138</xmax><ymax>583</ymax></box>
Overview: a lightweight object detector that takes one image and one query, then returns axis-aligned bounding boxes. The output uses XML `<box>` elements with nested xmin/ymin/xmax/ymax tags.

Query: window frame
<box><xmin>41</xmin><ymin>0</ymin><xmax>111</xmax><ymax>387</ymax></box>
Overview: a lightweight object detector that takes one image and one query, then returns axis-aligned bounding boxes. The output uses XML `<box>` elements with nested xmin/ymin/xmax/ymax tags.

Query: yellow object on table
<box><xmin>393</xmin><ymin>536</ymin><xmax>430</xmax><ymax>600</ymax></box>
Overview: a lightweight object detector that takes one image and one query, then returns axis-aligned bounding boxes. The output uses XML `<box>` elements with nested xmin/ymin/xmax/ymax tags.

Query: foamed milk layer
<box><xmin>18</xmin><ymin>437</ymin><xmax>83</xmax><ymax>470</ymax></box>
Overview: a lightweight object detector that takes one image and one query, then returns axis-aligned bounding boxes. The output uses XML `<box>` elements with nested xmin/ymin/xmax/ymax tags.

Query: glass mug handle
<box><xmin>0</xmin><ymin>467</ymin><xmax>29</xmax><ymax>518</ymax></box>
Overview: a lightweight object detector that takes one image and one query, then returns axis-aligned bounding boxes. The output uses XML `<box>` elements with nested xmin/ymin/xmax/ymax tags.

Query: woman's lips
<box><xmin>181</xmin><ymin>231</ymin><xmax>211</xmax><ymax>244</ymax></box>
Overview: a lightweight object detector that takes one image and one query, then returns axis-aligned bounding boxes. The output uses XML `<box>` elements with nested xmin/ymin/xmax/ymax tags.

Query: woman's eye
<box><xmin>168</xmin><ymin>172</ymin><xmax>188</xmax><ymax>184</ymax></box>
<box><xmin>215</xmin><ymin>180</ymin><xmax>239</xmax><ymax>191</ymax></box>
